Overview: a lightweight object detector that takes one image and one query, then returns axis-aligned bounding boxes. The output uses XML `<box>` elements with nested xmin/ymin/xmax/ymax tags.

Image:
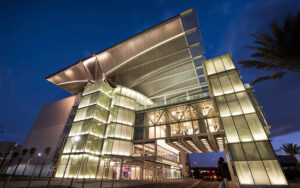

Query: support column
<box><xmin>119</xmin><ymin>158</ymin><xmax>123</xmax><ymax>180</ymax></box>
<box><xmin>225</xmin><ymin>150</ymin><xmax>235</xmax><ymax>182</ymax></box>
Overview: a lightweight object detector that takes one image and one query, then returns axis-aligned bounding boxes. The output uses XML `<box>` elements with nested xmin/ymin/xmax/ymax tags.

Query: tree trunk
<box><xmin>0</xmin><ymin>158</ymin><xmax>8</xmax><ymax>174</ymax></box>
<box><xmin>38</xmin><ymin>158</ymin><xmax>47</xmax><ymax>177</ymax></box>
<box><xmin>13</xmin><ymin>157</ymin><xmax>23</xmax><ymax>176</ymax></box>
<box><xmin>22</xmin><ymin>158</ymin><xmax>32</xmax><ymax>176</ymax></box>
<box><xmin>3</xmin><ymin>159</ymin><xmax>13</xmax><ymax>175</ymax></box>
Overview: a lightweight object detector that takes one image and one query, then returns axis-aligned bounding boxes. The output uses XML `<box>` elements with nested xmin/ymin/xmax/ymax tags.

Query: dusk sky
<box><xmin>1</xmin><ymin>0</ymin><xmax>299</xmax><ymax>167</ymax></box>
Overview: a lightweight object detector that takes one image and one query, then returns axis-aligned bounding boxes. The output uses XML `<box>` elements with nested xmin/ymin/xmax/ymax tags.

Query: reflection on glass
<box><xmin>213</xmin><ymin>57</ymin><xmax>225</xmax><ymax>73</ymax></box>
<box><xmin>205</xmin><ymin>59</ymin><xmax>216</xmax><ymax>75</ymax></box>
<box><xmin>248</xmin><ymin>161</ymin><xmax>270</xmax><ymax>185</ymax></box>
<box><xmin>218</xmin><ymin>74</ymin><xmax>234</xmax><ymax>94</ymax></box>
<box><xmin>233</xmin><ymin>116</ymin><xmax>253</xmax><ymax>142</ymax></box>
<box><xmin>216</xmin><ymin>96</ymin><xmax>231</xmax><ymax>117</ymax></box>
<box><xmin>263</xmin><ymin>160</ymin><xmax>287</xmax><ymax>185</ymax></box>
<box><xmin>236</xmin><ymin>92</ymin><xmax>255</xmax><ymax>114</ymax></box>
<box><xmin>221</xmin><ymin>117</ymin><xmax>239</xmax><ymax>143</ymax></box>
<box><xmin>234</xmin><ymin>161</ymin><xmax>254</xmax><ymax>184</ymax></box>
<box><xmin>245</xmin><ymin>113</ymin><xmax>267</xmax><ymax>141</ymax></box>
<box><xmin>226</xmin><ymin>94</ymin><xmax>243</xmax><ymax>116</ymax></box>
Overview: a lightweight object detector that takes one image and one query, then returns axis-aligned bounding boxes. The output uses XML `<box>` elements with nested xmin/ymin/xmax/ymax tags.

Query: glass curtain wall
<box><xmin>56</xmin><ymin>84</ymin><xmax>153</xmax><ymax>179</ymax></box>
<box><xmin>135</xmin><ymin>100</ymin><xmax>220</xmax><ymax>141</ymax></box>
<box><xmin>203</xmin><ymin>54</ymin><xmax>287</xmax><ymax>185</ymax></box>
<box><xmin>56</xmin><ymin>81</ymin><xmax>113</xmax><ymax>178</ymax></box>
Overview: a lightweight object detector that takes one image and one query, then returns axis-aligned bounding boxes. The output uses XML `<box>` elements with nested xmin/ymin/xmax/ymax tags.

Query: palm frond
<box><xmin>252</xmin><ymin>72</ymin><xmax>286</xmax><ymax>85</ymax></box>
<box><xmin>239</xmin><ymin>12</ymin><xmax>300</xmax><ymax>84</ymax></box>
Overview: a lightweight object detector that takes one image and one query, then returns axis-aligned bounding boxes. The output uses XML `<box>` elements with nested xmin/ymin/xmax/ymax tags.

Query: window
<box><xmin>221</xmin><ymin>55</ymin><xmax>235</xmax><ymax>70</ymax></box>
<box><xmin>205</xmin><ymin>59</ymin><xmax>216</xmax><ymax>75</ymax></box>
<box><xmin>179</xmin><ymin>121</ymin><xmax>193</xmax><ymax>135</ymax></box>
<box><xmin>149</xmin><ymin>127</ymin><xmax>155</xmax><ymax>139</ymax></box>
<box><xmin>236</xmin><ymin>92</ymin><xmax>255</xmax><ymax>114</ymax></box>
<box><xmin>170</xmin><ymin>123</ymin><xmax>180</xmax><ymax>136</ymax></box>
<box><xmin>234</xmin><ymin>161</ymin><xmax>254</xmax><ymax>184</ymax></box>
<box><xmin>218</xmin><ymin>74</ymin><xmax>234</xmax><ymax>94</ymax></box>
<box><xmin>229</xmin><ymin>143</ymin><xmax>246</xmax><ymax>161</ymax></box>
<box><xmin>221</xmin><ymin>117</ymin><xmax>239</xmax><ymax>143</ymax></box>
<box><xmin>216</xmin><ymin>96</ymin><xmax>231</xmax><ymax>117</ymax></box>
<box><xmin>210</xmin><ymin>77</ymin><xmax>223</xmax><ymax>96</ymax></box>
<box><xmin>225</xmin><ymin>94</ymin><xmax>243</xmax><ymax>116</ymax></box>
<box><xmin>263</xmin><ymin>160</ymin><xmax>287</xmax><ymax>185</ymax></box>
<box><xmin>213</xmin><ymin>57</ymin><xmax>225</xmax><ymax>73</ymax></box>
<box><xmin>248</xmin><ymin>161</ymin><xmax>270</xmax><ymax>185</ymax></box>
<box><xmin>233</xmin><ymin>116</ymin><xmax>253</xmax><ymax>142</ymax></box>
<box><xmin>228</xmin><ymin>72</ymin><xmax>244</xmax><ymax>92</ymax></box>
<box><xmin>242</xmin><ymin>142</ymin><xmax>260</xmax><ymax>160</ymax></box>
<box><xmin>245</xmin><ymin>113</ymin><xmax>267</xmax><ymax>141</ymax></box>
<box><xmin>256</xmin><ymin>141</ymin><xmax>276</xmax><ymax>160</ymax></box>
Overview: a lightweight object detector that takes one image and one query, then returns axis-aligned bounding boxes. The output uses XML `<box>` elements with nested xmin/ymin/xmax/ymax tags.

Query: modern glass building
<box><xmin>42</xmin><ymin>8</ymin><xmax>287</xmax><ymax>187</ymax></box>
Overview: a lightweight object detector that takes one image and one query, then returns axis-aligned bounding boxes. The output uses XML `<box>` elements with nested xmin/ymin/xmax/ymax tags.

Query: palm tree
<box><xmin>22</xmin><ymin>147</ymin><xmax>36</xmax><ymax>176</ymax></box>
<box><xmin>38</xmin><ymin>147</ymin><xmax>51</xmax><ymax>177</ymax></box>
<box><xmin>3</xmin><ymin>151</ymin><xmax>19</xmax><ymax>175</ymax></box>
<box><xmin>239</xmin><ymin>12</ymin><xmax>300</xmax><ymax>85</ymax></box>
<box><xmin>12</xmin><ymin>149</ymin><xmax>28</xmax><ymax>176</ymax></box>
<box><xmin>280</xmin><ymin>143</ymin><xmax>300</xmax><ymax>163</ymax></box>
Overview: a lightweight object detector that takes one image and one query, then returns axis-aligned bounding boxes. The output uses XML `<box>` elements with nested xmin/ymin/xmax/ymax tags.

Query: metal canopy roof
<box><xmin>46</xmin><ymin>9</ymin><xmax>207</xmax><ymax>101</ymax></box>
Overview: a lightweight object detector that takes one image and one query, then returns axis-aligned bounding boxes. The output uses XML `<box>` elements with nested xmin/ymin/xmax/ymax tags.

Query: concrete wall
<box><xmin>6</xmin><ymin>96</ymin><xmax>75</xmax><ymax>177</ymax></box>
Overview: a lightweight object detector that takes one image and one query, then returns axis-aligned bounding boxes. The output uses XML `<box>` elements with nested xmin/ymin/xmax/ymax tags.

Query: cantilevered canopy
<box><xmin>46</xmin><ymin>9</ymin><xmax>206</xmax><ymax>100</ymax></box>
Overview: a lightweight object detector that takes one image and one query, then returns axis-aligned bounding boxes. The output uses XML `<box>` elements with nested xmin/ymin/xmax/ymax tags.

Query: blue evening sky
<box><xmin>1</xmin><ymin>0</ymin><xmax>299</xmax><ymax>167</ymax></box>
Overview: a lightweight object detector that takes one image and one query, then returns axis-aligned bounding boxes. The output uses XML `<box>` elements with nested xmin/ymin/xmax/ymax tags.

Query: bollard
<box><xmin>47</xmin><ymin>177</ymin><xmax>52</xmax><ymax>187</ymax></box>
<box><xmin>27</xmin><ymin>176</ymin><xmax>33</xmax><ymax>188</ymax></box>
<box><xmin>3</xmin><ymin>176</ymin><xmax>11</xmax><ymax>188</ymax></box>
<box><xmin>82</xmin><ymin>178</ymin><xmax>85</xmax><ymax>188</ymax></box>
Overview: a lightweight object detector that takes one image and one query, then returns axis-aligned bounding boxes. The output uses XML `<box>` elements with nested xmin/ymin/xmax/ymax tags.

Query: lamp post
<box><xmin>61</xmin><ymin>136</ymin><xmax>81</xmax><ymax>185</ymax></box>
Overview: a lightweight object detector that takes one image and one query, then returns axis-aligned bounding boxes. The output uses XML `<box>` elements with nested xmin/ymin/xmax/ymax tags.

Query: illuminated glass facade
<box><xmin>43</xmin><ymin>8</ymin><xmax>288</xmax><ymax>187</ymax></box>
<box><xmin>203</xmin><ymin>54</ymin><xmax>287</xmax><ymax>186</ymax></box>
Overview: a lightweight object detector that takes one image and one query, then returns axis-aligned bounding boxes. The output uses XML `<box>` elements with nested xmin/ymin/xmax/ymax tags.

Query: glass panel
<box><xmin>236</xmin><ymin>92</ymin><xmax>255</xmax><ymax>114</ymax></box>
<box><xmin>149</xmin><ymin>127</ymin><xmax>155</xmax><ymax>139</ymax></box>
<box><xmin>179</xmin><ymin>121</ymin><xmax>193</xmax><ymax>135</ymax></box>
<box><xmin>233</xmin><ymin>116</ymin><xmax>253</xmax><ymax>142</ymax></box>
<box><xmin>225</xmin><ymin>94</ymin><xmax>243</xmax><ymax>116</ymax></box>
<box><xmin>221</xmin><ymin>117</ymin><xmax>239</xmax><ymax>143</ymax></box>
<box><xmin>112</xmin><ymin>140</ymin><xmax>119</xmax><ymax>155</ymax></box>
<box><xmin>210</xmin><ymin>77</ymin><xmax>223</xmax><ymax>96</ymax></box>
<box><xmin>245</xmin><ymin>113</ymin><xmax>267</xmax><ymax>141</ymax></box>
<box><xmin>218</xmin><ymin>74</ymin><xmax>234</xmax><ymax>94</ymax></box>
<box><xmin>242</xmin><ymin>142</ymin><xmax>260</xmax><ymax>160</ymax></box>
<box><xmin>229</xmin><ymin>143</ymin><xmax>246</xmax><ymax>161</ymax></box>
<box><xmin>256</xmin><ymin>141</ymin><xmax>276</xmax><ymax>160</ymax></box>
<box><xmin>170</xmin><ymin>123</ymin><xmax>179</xmax><ymax>136</ymax></box>
<box><xmin>205</xmin><ymin>59</ymin><xmax>216</xmax><ymax>75</ymax></box>
<box><xmin>263</xmin><ymin>160</ymin><xmax>287</xmax><ymax>185</ymax></box>
<box><xmin>216</xmin><ymin>96</ymin><xmax>231</xmax><ymax>117</ymax></box>
<box><xmin>248</xmin><ymin>161</ymin><xmax>270</xmax><ymax>185</ymax></box>
<box><xmin>213</xmin><ymin>57</ymin><xmax>225</xmax><ymax>73</ymax></box>
<box><xmin>221</xmin><ymin>55</ymin><xmax>235</xmax><ymax>70</ymax></box>
<box><xmin>234</xmin><ymin>161</ymin><xmax>254</xmax><ymax>185</ymax></box>
<box><xmin>206</xmin><ymin>118</ymin><xmax>219</xmax><ymax>132</ymax></box>
<box><xmin>228</xmin><ymin>72</ymin><xmax>244</xmax><ymax>92</ymax></box>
